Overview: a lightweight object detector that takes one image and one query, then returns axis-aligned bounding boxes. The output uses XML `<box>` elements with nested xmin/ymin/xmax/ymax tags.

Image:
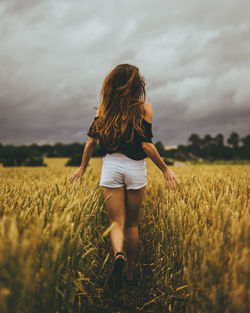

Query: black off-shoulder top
<box><xmin>87</xmin><ymin>116</ymin><xmax>153</xmax><ymax>160</ymax></box>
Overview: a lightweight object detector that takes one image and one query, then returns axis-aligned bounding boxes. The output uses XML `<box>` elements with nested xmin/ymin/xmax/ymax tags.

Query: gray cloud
<box><xmin>0</xmin><ymin>0</ymin><xmax>249</xmax><ymax>146</ymax></box>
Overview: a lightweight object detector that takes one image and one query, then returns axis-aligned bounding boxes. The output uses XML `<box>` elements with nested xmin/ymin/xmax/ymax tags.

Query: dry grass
<box><xmin>0</xmin><ymin>157</ymin><xmax>249</xmax><ymax>313</ymax></box>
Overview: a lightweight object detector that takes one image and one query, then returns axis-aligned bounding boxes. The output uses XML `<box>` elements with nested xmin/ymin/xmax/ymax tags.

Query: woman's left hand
<box><xmin>69</xmin><ymin>167</ymin><xmax>86</xmax><ymax>184</ymax></box>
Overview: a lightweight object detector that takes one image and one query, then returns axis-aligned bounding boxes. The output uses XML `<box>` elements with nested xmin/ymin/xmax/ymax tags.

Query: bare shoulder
<box><xmin>142</xmin><ymin>102</ymin><xmax>153</xmax><ymax>123</ymax></box>
<box><xmin>95</xmin><ymin>106</ymin><xmax>100</xmax><ymax>117</ymax></box>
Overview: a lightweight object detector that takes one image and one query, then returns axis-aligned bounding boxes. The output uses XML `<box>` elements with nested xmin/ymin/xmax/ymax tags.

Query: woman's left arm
<box><xmin>69</xmin><ymin>137</ymin><xmax>97</xmax><ymax>184</ymax></box>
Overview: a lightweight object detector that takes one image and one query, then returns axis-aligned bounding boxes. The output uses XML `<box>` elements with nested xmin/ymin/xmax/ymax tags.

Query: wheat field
<box><xmin>0</xmin><ymin>158</ymin><xmax>249</xmax><ymax>313</ymax></box>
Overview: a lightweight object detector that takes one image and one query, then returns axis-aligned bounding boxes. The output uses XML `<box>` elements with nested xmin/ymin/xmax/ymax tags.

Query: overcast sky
<box><xmin>0</xmin><ymin>0</ymin><xmax>249</xmax><ymax>146</ymax></box>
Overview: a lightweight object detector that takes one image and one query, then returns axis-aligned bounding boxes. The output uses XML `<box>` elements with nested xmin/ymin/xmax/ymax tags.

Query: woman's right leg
<box><xmin>125</xmin><ymin>186</ymin><xmax>146</xmax><ymax>280</ymax></box>
<box><xmin>103</xmin><ymin>186</ymin><xmax>126</xmax><ymax>257</ymax></box>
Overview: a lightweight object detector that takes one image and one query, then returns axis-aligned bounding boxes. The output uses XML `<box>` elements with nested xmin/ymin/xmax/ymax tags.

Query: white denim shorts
<box><xmin>99</xmin><ymin>152</ymin><xmax>147</xmax><ymax>190</ymax></box>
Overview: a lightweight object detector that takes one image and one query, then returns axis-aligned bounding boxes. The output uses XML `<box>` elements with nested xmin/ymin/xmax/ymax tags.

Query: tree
<box><xmin>211</xmin><ymin>133</ymin><xmax>225</xmax><ymax>159</ymax></box>
<box><xmin>0</xmin><ymin>143</ymin><xmax>3</xmax><ymax>163</ymax></box>
<box><xmin>154</xmin><ymin>141</ymin><xmax>165</xmax><ymax>156</ymax></box>
<box><xmin>65</xmin><ymin>153</ymin><xmax>83</xmax><ymax>166</ymax></box>
<box><xmin>188</xmin><ymin>134</ymin><xmax>202</xmax><ymax>147</ymax></box>
<box><xmin>214</xmin><ymin>134</ymin><xmax>224</xmax><ymax>148</ymax></box>
<box><xmin>203</xmin><ymin>134</ymin><xmax>213</xmax><ymax>145</ymax></box>
<box><xmin>241</xmin><ymin>134</ymin><xmax>250</xmax><ymax>159</ymax></box>
<box><xmin>188</xmin><ymin>133</ymin><xmax>202</xmax><ymax>157</ymax></box>
<box><xmin>227</xmin><ymin>131</ymin><xmax>239</xmax><ymax>148</ymax></box>
<box><xmin>227</xmin><ymin>131</ymin><xmax>240</xmax><ymax>159</ymax></box>
<box><xmin>1</xmin><ymin>145</ymin><xmax>46</xmax><ymax>167</ymax></box>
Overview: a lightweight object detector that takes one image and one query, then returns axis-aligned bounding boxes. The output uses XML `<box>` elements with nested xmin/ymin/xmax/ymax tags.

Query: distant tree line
<box><xmin>0</xmin><ymin>131</ymin><xmax>249</xmax><ymax>167</ymax></box>
<box><xmin>0</xmin><ymin>143</ymin><xmax>47</xmax><ymax>167</ymax></box>
<box><xmin>156</xmin><ymin>131</ymin><xmax>250</xmax><ymax>162</ymax></box>
<box><xmin>0</xmin><ymin>142</ymin><xmax>99</xmax><ymax>167</ymax></box>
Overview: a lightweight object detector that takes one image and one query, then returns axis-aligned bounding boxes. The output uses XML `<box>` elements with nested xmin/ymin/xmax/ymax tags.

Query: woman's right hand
<box><xmin>69</xmin><ymin>167</ymin><xmax>86</xmax><ymax>184</ymax></box>
<box><xmin>163</xmin><ymin>167</ymin><xmax>180</xmax><ymax>191</ymax></box>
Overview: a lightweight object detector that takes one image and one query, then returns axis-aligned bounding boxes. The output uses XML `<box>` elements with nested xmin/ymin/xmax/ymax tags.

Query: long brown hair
<box><xmin>91</xmin><ymin>63</ymin><xmax>147</xmax><ymax>151</ymax></box>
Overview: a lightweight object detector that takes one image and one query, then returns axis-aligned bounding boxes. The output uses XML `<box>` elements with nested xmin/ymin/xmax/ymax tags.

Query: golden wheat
<box><xmin>0</xmin><ymin>158</ymin><xmax>249</xmax><ymax>313</ymax></box>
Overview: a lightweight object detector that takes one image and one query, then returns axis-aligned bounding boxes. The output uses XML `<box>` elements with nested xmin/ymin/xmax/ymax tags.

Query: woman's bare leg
<box><xmin>103</xmin><ymin>186</ymin><xmax>126</xmax><ymax>257</ymax></box>
<box><xmin>125</xmin><ymin>186</ymin><xmax>146</xmax><ymax>279</ymax></box>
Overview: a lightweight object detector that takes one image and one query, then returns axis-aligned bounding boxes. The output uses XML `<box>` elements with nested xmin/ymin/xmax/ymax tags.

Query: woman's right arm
<box><xmin>69</xmin><ymin>106</ymin><xmax>100</xmax><ymax>184</ymax></box>
<box><xmin>141</xmin><ymin>103</ymin><xmax>180</xmax><ymax>191</ymax></box>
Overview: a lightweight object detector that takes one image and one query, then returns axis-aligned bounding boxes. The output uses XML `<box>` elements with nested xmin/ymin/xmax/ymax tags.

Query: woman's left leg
<box><xmin>103</xmin><ymin>186</ymin><xmax>126</xmax><ymax>256</ymax></box>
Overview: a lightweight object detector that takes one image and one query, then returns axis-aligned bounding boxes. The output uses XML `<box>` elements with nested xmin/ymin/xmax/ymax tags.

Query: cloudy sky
<box><xmin>0</xmin><ymin>0</ymin><xmax>249</xmax><ymax>146</ymax></box>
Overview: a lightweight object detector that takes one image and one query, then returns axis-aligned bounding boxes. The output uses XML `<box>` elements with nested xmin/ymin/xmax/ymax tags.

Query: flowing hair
<box><xmin>90</xmin><ymin>64</ymin><xmax>147</xmax><ymax>151</ymax></box>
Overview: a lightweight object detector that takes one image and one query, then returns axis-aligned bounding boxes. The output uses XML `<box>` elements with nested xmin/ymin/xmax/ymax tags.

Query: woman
<box><xmin>69</xmin><ymin>64</ymin><xmax>180</xmax><ymax>291</ymax></box>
